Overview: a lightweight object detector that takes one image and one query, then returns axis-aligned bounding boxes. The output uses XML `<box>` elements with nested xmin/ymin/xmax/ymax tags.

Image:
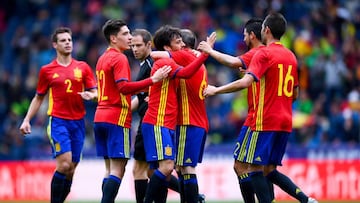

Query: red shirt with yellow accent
<box><xmin>247</xmin><ymin>42</ymin><xmax>298</xmax><ymax>132</ymax></box>
<box><xmin>143</xmin><ymin>58</ymin><xmax>180</xmax><ymax>130</ymax></box>
<box><xmin>238</xmin><ymin>46</ymin><xmax>265</xmax><ymax>127</ymax></box>
<box><xmin>95</xmin><ymin>48</ymin><xmax>131</xmax><ymax>127</ymax></box>
<box><xmin>170</xmin><ymin>49</ymin><xmax>209</xmax><ymax>132</ymax></box>
<box><xmin>143</xmin><ymin>53</ymin><xmax>208</xmax><ymax>130</ymax></box>
<box><xmin>36</xmin><ymin>59</ymin><xmax>96</xmax><ymax>120</ymax></box>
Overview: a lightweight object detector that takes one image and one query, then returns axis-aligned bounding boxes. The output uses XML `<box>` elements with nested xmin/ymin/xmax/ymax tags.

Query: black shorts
<box><xmin>133</xmin><ymin>127</ymin><xmax>146</xmax><ymax>161</ymax></box>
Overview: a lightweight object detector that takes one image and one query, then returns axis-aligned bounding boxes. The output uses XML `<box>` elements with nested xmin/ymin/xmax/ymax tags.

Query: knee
<box><xmin>159</xmin><ymin>160</ymin><xmax>175</xmax><ymax>176</ymax></box>
<box><xmin>57</xmin><ymin>161</ymin><xmax>73</xmax><ymax>174</ymax></box>
<box><xmin>180</xmin><ymin>166</ymin><xmax>195</xmax><ymax>174</ymax></box>
<box><xmin>264</xmin><ymin>165</ymin><xmax>276</xmax><ymax>176</ymax></box>
<box><xmin>133</xmin><ymin>161</ymin><xmax>149</xmax><ymax>179</ymax></box>
<box><xmin>233</xmin><ymin>161</ymin><xmax>248</xmax><ymax>176</ymax></box>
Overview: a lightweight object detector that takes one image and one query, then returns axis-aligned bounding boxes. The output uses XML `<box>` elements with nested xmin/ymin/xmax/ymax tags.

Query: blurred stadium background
<box><xmin>0</xmin><ymin>0</ymin><xmax>359</xmax><ymax>202</ymax></box>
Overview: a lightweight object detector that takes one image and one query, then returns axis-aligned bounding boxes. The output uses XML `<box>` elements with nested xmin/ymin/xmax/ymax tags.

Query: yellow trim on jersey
<box><xmin>47</xmin><ymin>88</ymin><xmax>54</xmax><ymax>115</ymax></box>
<box><xmin>180</xmin><ymin>79</ymin><xmax>190</xmax><ymax>124</ymax></box>
<box><xmin>255</xmin><ymin>77</ymin><xmax>265</xmax><ymax>131</ymax></box>
<box><xmin>118</xmin><ymin>94</ymin><xmax>129</xmax><ymax>126</ymax></box>
<box><xmin>157</xmin><ymin>78</ymin><xmax>170</xmax><ymax>126</ymax></box>
<box><xmin>123</xmin><ymin>127</ymin><xmax>130</xmax><ymax>158</ymax></box>
<box><xmin>176</xmin><ymin>126</ymin><xmax>187</xmax><ymax>165</ymax></box>
<box><xmin>47</xmin><ymin>116</ymin><xmax>53</xmax><ymax>147</ymax></box>
<box><xmin>251</xmin><ymin>82</ymin><xmax>257</xmax><ymax>112</ymax></box>
<box><xmin>154</xmin><ymin>126</ymin><xmax>163</xmax><ymax>159</ymax></box>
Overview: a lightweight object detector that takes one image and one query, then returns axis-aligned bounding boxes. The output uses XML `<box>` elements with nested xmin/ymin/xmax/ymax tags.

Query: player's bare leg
<box><xmin>51</xmin><ymin>152</ymin><xmax>73</xmax><ymax>203</ymax></box>
<box><xmin>133</xmin><ymin>160</ymin><xmax>149</xmax><ymax>203</ymax></box>
<box><xmin>101</xmin><ymin>158</ymin><xmax>128</xmax><ymax>203</ymax></box>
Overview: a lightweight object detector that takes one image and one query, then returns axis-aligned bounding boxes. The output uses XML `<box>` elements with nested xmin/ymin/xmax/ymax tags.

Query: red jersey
<box><xmin>248</xmin><ymin>42</ymin><xmax>298</xmax><ymax>132</ymax></box>
<box><xmin>94</xmin><ymin>47</ymin><xmax>133</xmax><ymax>127</ymax></box>
<box><xmin>143</xmin><ymin>58</ymin><xmax>180</xmax><ymax>130</ymax></box>
<box><xmin>36</xmin><ymin>59</ymin><xmax>96</xmax><ymax>120</ymax></box>
<box><xmin>171</xmin><ymin>49</ymin><xmax>209</xmax><ymax>132</ymax></box>
<box><xmin>239</xmin><ymin>46</ymin><xmax>265</xmax><ymax>127</ymax></box>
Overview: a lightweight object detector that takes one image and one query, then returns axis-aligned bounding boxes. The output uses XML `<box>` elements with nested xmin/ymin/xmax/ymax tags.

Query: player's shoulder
<box><xmin>154</xmin><ymin>58</ymin><xmax>175</xmax><ymax>65</ymax></box>
<box><xmin>39</xmin><ymin>60</ymin><xmax>58</xmax><ymax>73</ymax></box>
<box><xmin>72</xmin><ymin>59</ymin><xmax>89</xmax><ymax>66</ymax></box>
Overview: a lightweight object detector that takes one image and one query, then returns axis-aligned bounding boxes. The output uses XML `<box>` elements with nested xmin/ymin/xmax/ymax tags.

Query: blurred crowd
<box><xmin>0</xmin><ymin>0</ymin><xmax>360</xmax><ymax>160</ymax></box>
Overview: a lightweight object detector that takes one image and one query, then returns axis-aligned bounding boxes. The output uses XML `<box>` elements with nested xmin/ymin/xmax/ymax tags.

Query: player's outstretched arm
<box><xmin>198</xmin><ymin>32</ymin><xmax>243</xmax><ymax>69</ymax></box>
<box><xmin>203</xmin><ymin>74</ymin><xmax>254</xmax><ymax>97</ymax></box>
<box><xmin>19</xmin><ymin>94</ymin><xmax>45</xmax><ymax>136</ymax></box>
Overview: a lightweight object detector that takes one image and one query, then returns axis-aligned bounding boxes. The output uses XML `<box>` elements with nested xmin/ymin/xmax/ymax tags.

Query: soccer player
<box><xmin>142</xmin><ymin>25</ymin><xmax>209</xmax><ymax>203</ymax></box>
<box><xmin>151</xmin><ymin>28</ymin><xmax>214</xmax><ymax>203</ymax></box>
<box><xmin>94</xmin><ymin>19</ymin><xmax>171</xmax><ymax>203</ymax></box>
<box><xmin>198</xmin><ymin>18</ymin><xmax>265</xmax><ymax>203</ymax></box>
<box><xmin>19</xmin><ymin>27</ymin><xmax>98</xmax><ymax>203</ymax></box>
<box><xmin>203</xmin><ymin>13</ymin><xmax>318</xmax><ymax>203</ymax></box>
<box><xmin>130</xmin><ymin>28</ymin><xmax>181</xmax><ymax>203</ymax></box>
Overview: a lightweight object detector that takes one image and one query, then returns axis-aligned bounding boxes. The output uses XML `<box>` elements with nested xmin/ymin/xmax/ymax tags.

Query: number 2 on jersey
<box><xmin>65</xmin><ymin>79</ymin><xmax>73</xmax><ymax>93</ymax></box>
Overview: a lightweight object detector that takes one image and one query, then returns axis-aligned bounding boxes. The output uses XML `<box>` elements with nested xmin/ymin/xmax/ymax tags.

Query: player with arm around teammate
<box><xmin>130</xmin><ymin>28</ymin><xmax>182</xmax><ymax>203</ymax></box>
<box><xmin>151</xmin><ymin>28</ymin><xmax>215</xmax><ymax>203</ymax></box>
<box><xmin>204</xmin><ymin>13</ymin><xmax>318</xmax><ymax>203</ymax></box>
<box><xmin>94</xmin><ymin>19</ymin><xmax>171</xmax><ymax>203</ymax></box>
<box><xmin>198</xmin><ymin>18</ymin><xmax>265</xmax><ymax>203</ymax></box>
<box><xmin>142</xmin><ymin>25</ymin><xmax>209</xmax><ymax>203</ymax></box>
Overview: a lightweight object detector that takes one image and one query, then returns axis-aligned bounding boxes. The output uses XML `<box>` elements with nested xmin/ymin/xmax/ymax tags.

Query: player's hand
<box><xmin>78</xmin><ymin>91</ymin><xmax>97</xmax><ymax>101</ymax></box>
<box><xmin>206</xmin><ymin>32</ymin><xmax>216</xmax><ymax>48</ymax></box>
<box><xmin>191</xmin><ymin>49</ymin><xmax>201</xmax><ymax>57</ymax></box>
<box><xmin>151</xmin><ymin>65</ymin><xmax>172</xmax><ymax>83</ymax></box>
<box><xmin>197</xmin><ymin>41</ymin><xmax>213</xmax><ymax>54</ymax></box>
<box><xmin>203</xmin><ymin>85</ymin><xmax>217</xmax><ymax>97</ymax></box>
<box><xmin>239</xmin><ymin>67</ymin><xmax>246</xmax><ymax>73</ymax></box>
<box><xmin>19</xmin><ymin>121</ymin><xmax>31</xmax><ymax>136</ymax></box>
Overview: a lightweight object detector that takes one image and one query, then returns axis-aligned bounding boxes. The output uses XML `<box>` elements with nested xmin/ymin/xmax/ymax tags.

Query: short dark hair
<box><xmin>132</xmin><ymin>29</ymin><xmax>152</xmax><ymax>44</ymax></box>
<box><xmin>180</xmin><ymin>29</ymin><xmax>197</xmax><ymax>49</ymax></box>
<box><xmin>263</xmin><ymin>12</ymin><xmax>287</xmax><ymax>40</ymax></box>
<box><xmin>244</xmin><ymin>18</ymin><xmax>263</xmax><ymax>41</ymax></box>
<box><xmin>51</xmin><ymin>27</ymin><xmax>72</xmax><ymax>43</ymax></box>
<box><xmin>102</xmin><ymin>19</ymin><xmax>127</xmax><ymax>43</ymax></box>
<box><xmin>153</xmin><ymin>25</ymin><xmax>181</xmax><ymax>51</ymax></box>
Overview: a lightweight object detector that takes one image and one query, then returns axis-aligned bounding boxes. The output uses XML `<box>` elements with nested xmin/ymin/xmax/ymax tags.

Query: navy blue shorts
<box><xmin>94</xmin><ymin>122</ymin><xmax>131</xmax><ymax>159</ymax></box>
<box><xmin>47</xmin><ymin>116</ymin><xmax>85</xmax><ymax>163</ymax></box>
<box><xmin>142</xmin><ymin>123</ymin><xmax>175</xmax><ymax>162</ymax></box>
<box><xmin>233</xmin><ymin>125</ymin><xmax>251</xmax><ymax>162</ymax></box>
<box><xmin>175</xmin><ymin>125</ymin><xmax>206</xmax><ymax>167</ymax></box>
<box><xmin>243</xmin><ymin>131</ymin><xmax>289</xmax><ymax>166</ymax></box>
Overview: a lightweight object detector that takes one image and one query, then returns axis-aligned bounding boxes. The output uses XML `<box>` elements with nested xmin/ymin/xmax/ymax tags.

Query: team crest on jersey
<box><xmin>74</xmin><ymin>67</ymin><xmax>82</xmax><ymax>81</ymax></box>
<box><xmin>55</xmin><ymin>143</ymin><xmax>61</xmax><ymax>152</ymax></box>
<box><xmin>165</xmin><ymin>145</ymin><xmax>172</xmax><ymax>156</ymax></box>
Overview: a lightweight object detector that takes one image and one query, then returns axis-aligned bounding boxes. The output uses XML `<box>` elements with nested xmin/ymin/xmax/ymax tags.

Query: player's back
<box><xmin>143</xmin><ymin>58</ymin><xmax>179</xmax><ymax>130</ymax></box>
<box><xmin>171</xmin><ymin>49</ymin><xmax>209</xmax><ymax>131</ymax></box>
<box><xmin>250</xmin><ymin>42</ymin><xmax>298</xmax><ymax>132</ymax></box>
